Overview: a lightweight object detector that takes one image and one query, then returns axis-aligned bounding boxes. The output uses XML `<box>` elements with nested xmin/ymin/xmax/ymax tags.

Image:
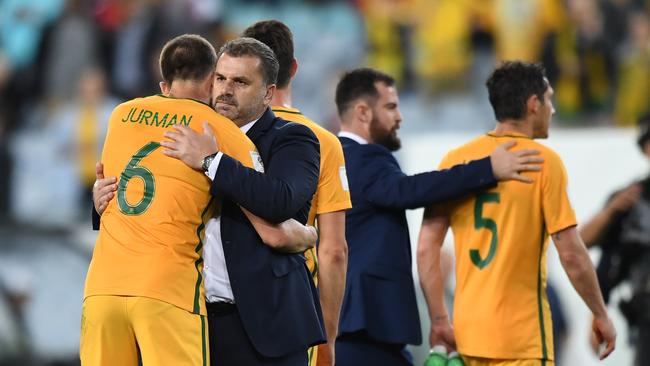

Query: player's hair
<box><xmin>486</xmin><ymin>61</ymin><xmax>548</xmax><ymax>122</ymax></box>
<box><xmin>159</xmin><ymin>34</ymin><xmax>217</xmax><ymax>85</ymax></box>
<box><xmin>217</xmin><ymin>37</ymin><xmax>279</xmax><ymax>86</ymax></box>
<box><xmin>335</xmin><ymin>68</ymin><xmax>395</xmax><ymax>116</ymax></box>
<box><xmin>242</xmin><ymin>20</ymin><xmax>294</xmax><ymax>89</ymax></box>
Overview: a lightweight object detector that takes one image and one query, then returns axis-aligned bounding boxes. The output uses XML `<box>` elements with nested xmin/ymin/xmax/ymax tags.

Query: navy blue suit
<box><xmin>209</xmin><ymin>108</ymin><xmax>325</xmax><ymax>365</ymax></box>
<box><xmin>336</xmin><ymin>137</ymin><xmax>496</xmax><ymax>366</ymax></box>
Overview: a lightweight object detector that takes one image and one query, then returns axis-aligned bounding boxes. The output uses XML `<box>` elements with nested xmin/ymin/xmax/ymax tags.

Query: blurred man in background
<box><xmin>417</xmin><ymin>61</ymin><xmax>616</xmax><ymax>366</ymax></box>
<box><xmin>581</xmin><ymin>113</ymin><xmax>650</xmax><ymax>366</ymax></box>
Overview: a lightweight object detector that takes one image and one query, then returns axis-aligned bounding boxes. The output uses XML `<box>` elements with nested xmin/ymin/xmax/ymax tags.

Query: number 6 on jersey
<box><xmin>117</xmin><ymin>142</ymin><xmax>160</xmax><ymax>215</ymax></box>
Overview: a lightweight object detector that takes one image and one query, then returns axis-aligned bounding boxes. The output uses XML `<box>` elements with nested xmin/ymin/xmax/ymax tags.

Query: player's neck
<box><xmin>167</xmin><ymin>82</ymin><xmax>210</xmax><ymax>105</ymax></box>
<box><xmin>493</xmin><ymin>119</ymin><xmax>534</xmax><ymax>138</ymax></box>
<box><xmin>271</xmin><ymin>86</ymin><xmax>292</xmax><ymax>109</ymax></box>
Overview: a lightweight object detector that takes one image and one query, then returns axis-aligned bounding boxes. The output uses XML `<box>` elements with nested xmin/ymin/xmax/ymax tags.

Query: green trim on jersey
<box><xmin>536</xmin><ymin>225</ymin><xmax>549</xmax><ymax>361</ymax></box>
<box><xmin>193</xmin><ymin>196</ymin><xmax>215</xmax><ymax>314</ymax></box>
<box><xmin>272</xmin><ymin>107</ymin><xmax>303</xmax><ymax>116</ymax></box>
<box><xmin>486</xmin><ymin>132</ymin><xmax>533</xmax><ymax>140</ymax></box>
<box><xmin>201</xmin><ymin>315</ymin><xmax>207</xmax><ymax>366</ymax></box>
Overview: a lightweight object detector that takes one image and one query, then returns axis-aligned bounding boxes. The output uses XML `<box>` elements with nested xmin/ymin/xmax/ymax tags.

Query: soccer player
<box><xmin>81</xmin><ymin>34</ymin><xmax>253</xmax><ymax>366</ymax></box>
<box><xmin>242</xmin><ymin>20</ymin><xmax>351</xmax><ymax>366</ymax></box>
<box><xmin>417</xmin><ymin>61</ymin><xmax>617</xmax><ymax>366</ymax></box>
<box><xmin>82</xmin><ymin>34</ymin><xmax>314</xmax><ymax>366</ymax></box>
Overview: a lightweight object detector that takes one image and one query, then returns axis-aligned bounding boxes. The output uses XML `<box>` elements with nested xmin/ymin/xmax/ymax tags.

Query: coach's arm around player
<box><xmin>91</xmin><ymin>159</ymin><xmax>317</xmax><ymax>254</ymax></box>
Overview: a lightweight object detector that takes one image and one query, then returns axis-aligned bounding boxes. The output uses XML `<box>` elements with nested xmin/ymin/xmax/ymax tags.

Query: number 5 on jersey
<box><xmin>471</xmin><ymin>192</ymin><xmax>500</xmax><ymax>269</ymax></box>
<box><xmin>117</xmin><ymin>142</ymin><xmax>160</xmax><ymax>215</ymax></box>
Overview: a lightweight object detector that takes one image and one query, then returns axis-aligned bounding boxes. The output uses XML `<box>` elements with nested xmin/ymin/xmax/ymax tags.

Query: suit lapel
<box><xmin>246</xmin><ymin>107</ymin><xmax>276</xmax><ymax>144</ymax></box>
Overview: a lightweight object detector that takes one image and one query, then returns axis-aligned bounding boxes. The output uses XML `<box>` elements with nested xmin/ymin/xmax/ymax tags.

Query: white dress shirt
<box><xmin>338</xmin><ymin>131</ymin><xmax>368</xmax><ymax>145</ymax></box>
<box><xmin>203</xmin><ymin>118</ymin><xmax>259</xmax><ymax>303</ymax></box>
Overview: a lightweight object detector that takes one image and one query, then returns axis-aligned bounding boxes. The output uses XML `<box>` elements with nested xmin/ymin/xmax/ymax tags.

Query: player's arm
<box><xmin>416</xmin><ymin>206</ymin><xmax>456</xmax><ymax>351</ymax></box>
<box><xmin>314</xmin><ymin>211</ymin><xmax>348</xmax><ymax>364</ymax></box>
<box><xmin>91</xmin><ymin>162</ymin><xmax>117</xmax><ymax>229</ymax></box>
<box><xmin>241</xmin><ymin>208</ymin><xmax>317</xmax><ymax>253</ymax></box>
<box><xmin>552</xmin><ymin>226</ymin><xmax>616</xmax><ymax>359</ymax></box>
<box><xmin>162</xmin><ymin>122</ymin><xmax>320</xmax><ymax>223</ymax></box>
<box><xmin>364</xmin><ymin>141</ymin><xmax>542</xmax><ymax>210</ymax></box>
<box><xmin>579</xmin><ymin>183</ymin><xmax>641</xmax><ymax>247</ymax></box>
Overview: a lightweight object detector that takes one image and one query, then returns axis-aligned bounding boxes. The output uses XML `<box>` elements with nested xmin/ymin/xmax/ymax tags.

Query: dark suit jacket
<box><xmin>212</xmin><ymin>107</ymin><xmax>325</xmax><ymax>357</ymax></box>
<box><xmin>338</xmin><ymin>136</ymin><xmax>496</xmax><ymax>346</ymax></box>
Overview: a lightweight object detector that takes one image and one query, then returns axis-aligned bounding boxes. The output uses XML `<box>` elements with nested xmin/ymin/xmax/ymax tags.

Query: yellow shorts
<box><xmin>80</xmin><ymin>295</ymin><xmax>209</xmax><ymax>366</ymax></box>
<box><xmin>463</xmin><ymin>356</ymin><xmax>554</xmax><ymax>366</ymax></box>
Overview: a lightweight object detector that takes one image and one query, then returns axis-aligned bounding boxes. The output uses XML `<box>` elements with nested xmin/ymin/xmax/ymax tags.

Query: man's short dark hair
<box><xmin>335</xmin><ymin>68</ymin><xmax>395</xmax><ymax>116</ymax></box>
<box><xmin>486</xmin><ymin>61</ymin><xmax>548</xmax><ymax>122</ymax></box>
<box><xmin>242</xmin><ymin>20</ymin><xmax>294</xmax><ymax>89</ymax></box>
<box><xmin>217</xmin><ymin>37</ymin><xmax>279</xmax><ymax>86</ymax></box>
<box><xmin>159</xmin><ymin>34</ymin><xmax>217</xmax><ymax>85</ymax></box>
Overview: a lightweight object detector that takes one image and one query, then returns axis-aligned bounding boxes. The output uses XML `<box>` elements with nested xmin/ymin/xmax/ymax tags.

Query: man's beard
<box><xmin>370</xmin><ymin>118</ymin><xmax>401</xmax><ymax>151</ymax></box>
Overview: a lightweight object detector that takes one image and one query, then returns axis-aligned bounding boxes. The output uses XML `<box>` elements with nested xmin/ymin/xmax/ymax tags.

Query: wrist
<box><xmin>432</xmin><ymin>314</ymin><xmax>448</xmax><ymax>322</ymax></box>
<box><xmin>201</xmin><ymin>153</ymin><xmax>218</xmax><ymax>172</ymax></box>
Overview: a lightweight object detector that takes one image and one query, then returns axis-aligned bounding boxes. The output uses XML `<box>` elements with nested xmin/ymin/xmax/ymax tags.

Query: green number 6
<box><xmin>470</xmin><ymin>192</ymin><xmax>500</xmax><ymax>269</ymax></box>
<box><xmin>117</xmin><ymin>142</ymin><xmax>160</xmax><ymax>215</ymax></box>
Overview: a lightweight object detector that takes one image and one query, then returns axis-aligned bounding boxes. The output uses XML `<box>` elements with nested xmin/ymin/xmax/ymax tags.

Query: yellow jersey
<box><xmin>84</xmin><ymin>95</ymin><xmax>258</xmax><ymax>316</ymax></box>
<box><xmin>272</xmin><ymin>107</ymin><xmax>352</xmax><ymax>282</ymax></box>
<box><xmin>438</xmin><ymin>132</ymin><xmax>576</xmax><ymax>361</ymax></box>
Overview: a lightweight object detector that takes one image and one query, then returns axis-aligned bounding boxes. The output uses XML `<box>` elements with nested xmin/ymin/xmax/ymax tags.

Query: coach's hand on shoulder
<box><xmin>93</xmin><ymin>162</ymin><xmax>117</xmax><ymax>215</ymax></box>
<box><xmin>161</xmin><ymin>122</ymin><xmax>219</xmax><ymax>170</ymax></box>
<box><xmin>490</xmin><ymin>141</ymin><xmax>543</xmax><ymax>184</ymax></box>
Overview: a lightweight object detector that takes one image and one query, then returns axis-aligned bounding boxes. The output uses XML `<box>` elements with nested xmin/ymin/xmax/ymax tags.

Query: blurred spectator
<box><xmin>0</xmin><ymin>0</ymin><xmax>64</xmax><ymax>133</ymax></box>
<box><xmin>545</xmin><ymin>0</ymin><xmax>615</xmax><ymax>118</ymax></box>
<box><xmin>51</xmin><ymin>67</ymin><xmax>116</xmax><ymax>212</ymax></box>
<box><xmin>356</xmin><ymin>0</ymin><xmax>415</xmax><ymax>88</ymax></box>
<box><xmin>412</xmin><ymin>0</ymin><xmax>473</xmax><ymax>94</ymax></box>
<box><xmin>581</xmin><ymin>114</ymin><xmax>650</xmax><ymax>366</ymax></box>
<box><xmin>0</xmin><ymin>266</ymin><xmax>33</xmax><ymax>365</ymax></box>
<box><xmin>614</xmin><ymin>10</ymin><xmax>650</xmax><ymax>126</ymax></box>
<box><xmin>41</xmin><ymin>0</ymin><xmax>99</xmax><ymax>105</ymax></box>
<box><xmin>488</xmin><ymin>0</ymin><xmax>565</xmax><ymax>62</ymax></box>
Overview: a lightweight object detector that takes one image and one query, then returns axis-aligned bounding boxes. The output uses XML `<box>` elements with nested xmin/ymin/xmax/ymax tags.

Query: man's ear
<box><xmin>264</xmin><ymin>84</ymin><xmax>276</xmax><ymax>105</ymax></box>
<box><xmin>160</xmin><ymin>81</ymin><xmax>170</xmax><ymax>95</ymax></box>
<box><xmin>289</xmin><ymin>58</ymin><xmax>298</xmax><ymax>79</ymax></box>
<box><xmin>353</xmin><ymin>100</ymin><xmax>373</xmax><ymax>125</ymax></box>
<box><xmin>526</xmin><ymin>94</ymin><xmax>540</xmax><ymax>116</ymax></box>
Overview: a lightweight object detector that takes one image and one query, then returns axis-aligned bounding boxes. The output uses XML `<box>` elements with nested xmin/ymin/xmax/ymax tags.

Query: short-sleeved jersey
<box><xmin>272</xmin><ymin>107</ymin><xmax>352</xmax><ymax>283</ymax></box>
<box><xmin>438</xmin><ymin>132</ymin><xmax>577</xmax><ymax>361</ymax></box>
<box><xmin>84</xmin><ymin>95</ymin><xmax>258</xmax><ymax>316</ymax></box>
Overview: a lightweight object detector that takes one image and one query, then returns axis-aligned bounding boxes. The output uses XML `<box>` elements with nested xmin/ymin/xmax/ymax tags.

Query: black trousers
<box><xmin>335</xmin><ymin>330</ymin><xmax>413</xmax><ymax>366</ymax></box>
<box><xmin>206</xmin><ymin>302</ymin><xmax>308</xmax><ymax>366</ymax></box>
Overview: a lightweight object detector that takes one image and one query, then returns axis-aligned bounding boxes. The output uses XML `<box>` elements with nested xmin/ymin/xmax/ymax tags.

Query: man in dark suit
<box><xmin>156</xmin><ymin>37</ymin><xmax>326</xmax><ymax>365</ymax></box>
<box><xmin>333</xmin><ymin>68</ymin><xmax>544</xmax><ymax>366</ymax></box>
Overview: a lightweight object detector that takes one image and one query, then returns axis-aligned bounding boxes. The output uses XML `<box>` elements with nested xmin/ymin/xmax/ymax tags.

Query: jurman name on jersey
<box><xmin>121</xmin><ymin>107</ymin><xmax>193</xmax><ymax>128</ymax></box>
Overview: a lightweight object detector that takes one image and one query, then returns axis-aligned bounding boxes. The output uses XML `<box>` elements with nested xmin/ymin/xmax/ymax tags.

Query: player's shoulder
<box><xmin>441</xmin><ymin>135</ymin><xmax>487</xmax><ymax>165</ymax></box>
<box><xmin>272</xmin><ymin>107</ymin><xmax>334</xmax><ymax>138</ymax></box>
<box><xmin>526</xmin><ymin>140</ymin><xmax>564</xmax><ymax>164</ymax></box>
